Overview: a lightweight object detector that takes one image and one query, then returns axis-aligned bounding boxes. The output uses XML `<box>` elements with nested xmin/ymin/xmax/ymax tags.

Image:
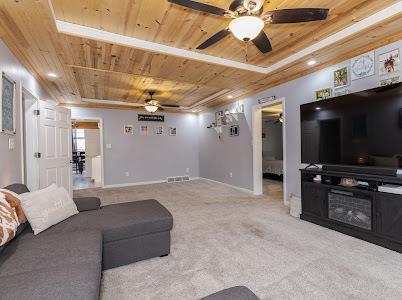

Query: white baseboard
<box><xmin>103</xmin><ymin>177</ymin><xmax>200</xmax><ymax>189</ymax></box>
<box><xmin>199</xmin><ymin>177</ymin><xmax>254</xmax><ymax>194</ymax></box>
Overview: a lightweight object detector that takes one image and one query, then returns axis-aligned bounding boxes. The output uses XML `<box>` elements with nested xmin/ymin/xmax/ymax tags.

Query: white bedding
<box><xmin>263</xmin><ymin>159</ymin><xmax>283</xmax><ymax>176</ymax></box>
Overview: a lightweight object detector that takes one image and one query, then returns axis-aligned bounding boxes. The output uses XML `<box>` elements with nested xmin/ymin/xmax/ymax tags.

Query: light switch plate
<box><xmin>8</xmin><ymin>138</ymin><xmax>15</xmax><ymax>150</ymax></box>
<box><xmin>106</xmin><ymin>143</ymin><xmax>112</xmax><ymax>149</ymax></box>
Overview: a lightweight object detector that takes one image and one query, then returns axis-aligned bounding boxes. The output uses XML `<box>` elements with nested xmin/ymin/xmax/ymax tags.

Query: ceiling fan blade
<box><xmin>252</xmin><ymin>31</ymin><xmax>272</xmax><ymax>54</ymax></box>
<box><xmin>197</xmin><ymin>29</ymin><xmax>231</xmax><ymax>50</ymax></box>
<box><xmin>161</xmin><ymin>104</ymin><xmax>181</xmax><ymax>108</ymax></box>
<box><xmin>168</xmin><ymin>0</ymin><xmax>228</xmax><ymax>16</ymax></box>
<box><xmin>264</xmin><ymin>8</ymin><xmax>329</xmax><ymax>24</ymax></box>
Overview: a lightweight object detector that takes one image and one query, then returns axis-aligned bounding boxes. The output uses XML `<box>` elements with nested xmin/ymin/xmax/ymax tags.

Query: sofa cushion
<box><xmin>42</xmin><ymin>200</ymin><xmax>173</xmax><ymax>242</ymax></box>
<box><xmin>20</xmin><ymin>184</ymin><xmax>79</xmax><ymax>235</ymax></box>
<box><xmin>201</xmin><ymin>286</ymin><xmax>260</xmax><ymax>300</ymax></box>
<box><xmin>0</xmin><ymin>230</ymin><xmax>102</xmax><ymax>276</ymax></box>
<box><xmin>0</xmin><ymin>263</ymin><xmax>101</xmax><ymax>300</ymax></box>
<box><xmin>99</xmin><ymin>200</ymin><xmax>173</xmax><ymax>243</ymax></box>
<box><xmin>0</xmin><ymin>192</ymin><xmax>19</xmax><ymax>246</ymax></box>
<box><xmin>0</xmin><ymin>189</ymin><xmax>27</xmax><ymax>224</ymax></box>
<box><xmin>3</xmin><ymin>184</ymin><xmax>30</xmax><ymax>195</ymax></box>
<box><xmin>74</xmin><ymin>196</ymin><xmax>101</xmax><ymax>212</ymax></box>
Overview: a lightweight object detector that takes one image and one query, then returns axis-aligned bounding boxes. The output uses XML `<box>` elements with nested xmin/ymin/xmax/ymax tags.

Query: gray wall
<box><xmin>0</xmin><ymin>40</ymin><xmax>51</xmax><ymax>187</ymax></box>
<box><xmin>199</xmin><ymin>40</ymin><xmax>402</xmax><ymax>200</ymax></box>
<box><xmin>262</xmin><ymin>118</ymin><xmax>283</xmax><ymax>160</ymax></box>
<box><xmin>70</xmin><ymin>107</ymin><xmax>199</xmax><ymax>186</ymax></box>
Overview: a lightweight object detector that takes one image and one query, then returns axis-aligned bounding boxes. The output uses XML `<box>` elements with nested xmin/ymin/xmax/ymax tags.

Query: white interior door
<box><xmin>39</xmin><ymin>101</ymin><xmax>72</xmax><ymax>195</ymax></box>
<box><xmin>22</xmin><ymin>88</ymin><xmax>40</xmax><ymax>191</ymax></box>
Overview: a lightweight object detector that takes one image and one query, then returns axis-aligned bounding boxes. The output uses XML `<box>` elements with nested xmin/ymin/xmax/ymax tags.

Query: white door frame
<box><xmin>71</xmin><ymin>117</ymin><xmax>105</xmax><ymax>188</ymax></box>
<box><xmin>252</xmin><ymin>97</ymin><xmax>288</xmax><ymax>205</ymax></box>
<box><xmin>19</xmin><ymin>84</ymin><xmax>40</xmax><ymax>188</ymax></box>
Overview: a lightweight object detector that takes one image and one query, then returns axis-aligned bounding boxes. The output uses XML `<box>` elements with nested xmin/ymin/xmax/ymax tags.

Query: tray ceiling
<box><xmin>0</xmin><ymin>0</ymin><xmax>401</xmax><ymax>111</ymax></box>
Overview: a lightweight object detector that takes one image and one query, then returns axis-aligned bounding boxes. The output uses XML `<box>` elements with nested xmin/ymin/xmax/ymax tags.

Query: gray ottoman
<box><xmin>201</xmin><ymin>286</ymin><xmax>260</xmax><ymax>300</ymax></box>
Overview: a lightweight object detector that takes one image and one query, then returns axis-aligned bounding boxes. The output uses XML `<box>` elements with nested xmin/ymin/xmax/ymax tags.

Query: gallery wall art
<box><xmin>230</xmin><ymin>125</ymin><xmax>239</xmax><ymax>136</ymax></box>
<box><xmin>124</xmin><ymin>125</ymin><xmax>133</xmax><ymax>134</ymax></box>
<box><xmin>351</xmin><ymin>51</ymin><xmax>375</xmax><ymax>81</ymax></box>
<box><xmin>334</xmin><ymin>66</ymin><xmax>349</xmax><ymax>89</ymax></box>
<box><xmin>140</xmin><ymin>125</ymin><xmax>148</xmax><ymax>136</ymax></box>
<box><xmin>155</xmin><ymin>126</ymin><xmax>163</xmax><ymax>135</ymax></box>
<box><xmin>1</xmin><ymin>72</ymin><xmax>16</xmax><ymax>134</ymax></box>
<box><xmin>315</xmin><ymin>88</ymin><xmax>332</xmax><ymax>100</ymax></box>
<box><xmin>380</xmin><ymin>76</ymin><xmax>400</xmax><ymax>87</ymax></box>
<box><xmin>168</xmin><ymin>127</ymin><xmax>177</xmax><ymax>136</ymax></box>
<box><xmin>379</xmin><ymin>49</ymin><xmax>400</xmax><ymax>75</ymax></box>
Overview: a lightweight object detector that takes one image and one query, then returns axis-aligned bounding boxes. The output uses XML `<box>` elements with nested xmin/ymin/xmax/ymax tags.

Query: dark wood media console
<box><xmin>300</xmin><ymin>168</ymin><xmax>402</xmax><ymax>253</ymax></box>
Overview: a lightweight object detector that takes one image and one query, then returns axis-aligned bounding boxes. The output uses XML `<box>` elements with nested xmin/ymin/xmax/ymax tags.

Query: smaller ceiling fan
<box><xmin>168</xmin><ymin>0</ymin><xmax>329</xmax><ymax>54</ymax></box>
<box><xmin>143</xmin><ymin>91</ymin><xmax>181</xmax><ymax>113</ymax></box>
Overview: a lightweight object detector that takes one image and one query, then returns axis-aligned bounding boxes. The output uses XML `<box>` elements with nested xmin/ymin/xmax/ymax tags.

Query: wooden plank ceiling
<box><xmin>0</xmin><ymin>0</ymin><xmax>401</xmax><ymax>112</ymax></box>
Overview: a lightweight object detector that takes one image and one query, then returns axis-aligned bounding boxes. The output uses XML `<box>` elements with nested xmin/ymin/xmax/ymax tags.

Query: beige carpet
<box><xmin>74</xmin><ymin>179</ymin><xmax>402</xmax><ymax>300</ymax></box>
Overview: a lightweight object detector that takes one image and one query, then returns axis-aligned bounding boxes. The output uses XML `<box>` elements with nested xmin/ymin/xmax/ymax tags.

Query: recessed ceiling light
<box><xmin>307</xmin><ymin>60</ymin><xmax>317</xmax><ymax>66</ymax></box>
<box><xmin>315</xmin><ymin>107</ymin><xmax>321</xmax><ymax>111</ymax></box>
<box><xmin>47</xmin><ymin>72</ymin><xmax>58</xmax><ymax>78</ymax></box>
<box><xmin>227</xmin><ymin>95</ymin><xmax>233</xmax><ymax>99</ymax></box>
<box><xmin>192</xmin><ymin>110</ymin><xmax>197</xmax><ymax>113</ymax></box>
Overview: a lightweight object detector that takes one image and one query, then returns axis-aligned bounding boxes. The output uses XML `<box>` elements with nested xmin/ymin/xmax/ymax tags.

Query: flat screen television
<box><xmin>300</xmin><ymin>82</ymin><xmax>402</xmax><ymax>168</ymax></box>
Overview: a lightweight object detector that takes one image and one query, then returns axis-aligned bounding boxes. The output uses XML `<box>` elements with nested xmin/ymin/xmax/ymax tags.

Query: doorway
<box><xmin>252</xmin><ymin>98</ymin><xmax>287</xmax><ymax>205</ymax></box>
<box><xmin>261</xmin><ymin>103</ymin><xmax>284</xmax><ymax>200</ymax></box>
<box><xmin>72</xmin><ymin>118</ymin><xmax>103</xmax><ymax>190</ymax></box>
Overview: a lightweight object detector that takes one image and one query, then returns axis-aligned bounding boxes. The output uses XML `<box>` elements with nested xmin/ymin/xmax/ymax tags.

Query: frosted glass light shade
<box><xmin>229</xmin><ymin>16</ymin><xmax>264</xmax><ymax>41</ymax></box>
<box><xmin>145</xmin><ymin>105</ymin><xmax>158</xmax><ymax>113</ymax></box>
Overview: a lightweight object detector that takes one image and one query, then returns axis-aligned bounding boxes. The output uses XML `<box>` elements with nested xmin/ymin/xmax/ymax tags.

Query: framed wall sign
<box><xmin>351</xmin><ymin>51</ymin><xmax>375</xmax><ymax>81</ymax></box>
<box><xmin>138</xmin><ymin>114</ymin><xmax>164</xmax><ymax>122</ymax></box>
<box><xmin>0</xmin><ymin>72</ymin><xmax>16</xmax><ymax>134</ymax></box>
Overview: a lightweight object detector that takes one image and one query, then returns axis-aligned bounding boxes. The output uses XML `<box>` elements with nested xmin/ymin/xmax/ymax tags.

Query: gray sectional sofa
<box><xmin>0</xmin><ymin>184</ymin><xmax>173</xmax><ymax>300</ymax></box>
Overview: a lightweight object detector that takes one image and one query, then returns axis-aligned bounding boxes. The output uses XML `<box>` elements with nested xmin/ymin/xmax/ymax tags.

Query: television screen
<box><xmin>300</xmin><ymin>83</ymin><xmax>402</xmax><ymax>168</ymax></box>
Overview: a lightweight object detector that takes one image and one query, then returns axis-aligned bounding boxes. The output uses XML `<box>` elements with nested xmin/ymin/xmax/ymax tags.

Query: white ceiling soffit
<box><xmin>54</xmin><ymin>2</ymin><xmax>402</xmax><ymax>74</ymax></box>
<box><xmin>81</xmin><ymin>89</ymin><xmax>230</xmax><ymax>110</ymax></box>
<box><xmin>82</xmin><ymin>98</ymin><xmax>191</xmax><ymax>110</ymax></box>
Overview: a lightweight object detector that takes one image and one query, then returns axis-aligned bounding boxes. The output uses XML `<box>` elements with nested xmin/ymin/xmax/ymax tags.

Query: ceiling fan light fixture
<box><xmin>145</xmin><ymin>105</ymin><xmax>159</xmax><ymax>113</ymax></box>
<box><xmin>229</xmin><ymin>16</ymin><xmax>264</xmax><ymax>41</ymax></box>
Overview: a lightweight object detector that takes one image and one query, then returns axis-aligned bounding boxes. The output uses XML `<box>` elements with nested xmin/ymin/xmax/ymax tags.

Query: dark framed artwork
<box><xmin>230</xmin><ymin>125</ymin><xmax>239</xmax><ymax>136</ymax></box>
<box><xmin>1</xmin><ymin>72</ymin><xmax>16</xmax><ymax>134</ymax></box>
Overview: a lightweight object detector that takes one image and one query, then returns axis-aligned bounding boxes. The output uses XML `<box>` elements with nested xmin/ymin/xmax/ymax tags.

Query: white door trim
<box><xmin>20</xmin><ymin>85</ymin><xmax>40</xmax><ymax>188</ymax></box>
<box><xmin>252</xmin><ymin>97</ymin><xmax>288</xmax><ymax>205</ymax></box>
<box><xmin>72</xmin><ymin>117</ymin><xmax>105</xmax><ymax>188</ymax></box>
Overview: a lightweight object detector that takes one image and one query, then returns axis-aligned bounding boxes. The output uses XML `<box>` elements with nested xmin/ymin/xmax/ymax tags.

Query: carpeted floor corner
<box><xmin>74</xmin><ymin>179</ymin><xmax>402</xmax><ymax>300</ymax></box>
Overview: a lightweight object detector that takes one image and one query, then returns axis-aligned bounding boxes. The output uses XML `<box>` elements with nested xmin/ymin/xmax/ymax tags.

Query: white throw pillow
<box><xmin>20</xmin><ymin>184</ymin><xmax>78</xmax><ymax>235</ymax></box>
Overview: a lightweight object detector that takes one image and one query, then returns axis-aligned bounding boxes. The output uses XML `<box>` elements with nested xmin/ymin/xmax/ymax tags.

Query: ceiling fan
<box><xmin>168</xmin><ymin>0</ymin><xmax>329</xmax><ymax>54</ymax></box>
<box><xmin>143</xmin><ymin>91</ymin><xmax>181</xmax><ymax>113</ymax></box>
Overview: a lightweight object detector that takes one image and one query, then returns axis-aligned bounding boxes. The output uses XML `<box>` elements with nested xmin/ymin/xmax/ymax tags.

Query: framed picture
<box><xmin>334</xmin><ymin>66</ymin><xmax>349</xmax><ymax>89</ymax></box>
<box><xmin>124</xmin><ymin>125</ymin><xmax>133</xmax><ymax>134</ymax></box>
<box><xmin>155</xmin><ymin>126</ymin><xmax>163</xmax><ymax>135</ymax></box>
<box><xmin>230</xmin><ymin>125</ymin><xmax>239</xmax><ymax>136</ymax></box>
<box><xmin>351</xmin><ymin>51</ymin><xmax>375</xmax><ymax>81</ymax></box>
<box><xmin>168</xmin><ymin>127</ymin><xmax>177</xmax><ymax>136</ymax></box>
<box><xmin>334</xmin><ymin>88</ymin><xmax>351</xmax><ymax>97</ymax></box>
<box><xmin>380</xmin><ymin>76</ymin><xmax>400</xmax><ymax>87</ymax></box>
<box><xmin>1</xmin><ymin>72</ymin><xmax>16</xmax><ymax>134</ymax></box>
<box><xmin>215</xmin><ymin>111</ymin><xmax>225</xmax><ymax>126</ymax></box>
<box><xmin>140</xmin><ymin>125</ymin><xmax>148</xmax><ymax>136</ymax></box>
<box><xmin>315</xmin><ymin>88</ymin><xmax>332</xmax><ymax>100</ymax></box>
<box><xmin>379</xmin><ymin>49</ymin><xmax>400</xmax><ymax>75</ymax></box>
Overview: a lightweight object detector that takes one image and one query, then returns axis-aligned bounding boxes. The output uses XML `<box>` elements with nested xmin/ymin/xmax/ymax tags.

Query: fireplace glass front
<box><xmin>328</xmin><ymin>190</ymin><xmax>372</xmax><ymax>230</ymax></box>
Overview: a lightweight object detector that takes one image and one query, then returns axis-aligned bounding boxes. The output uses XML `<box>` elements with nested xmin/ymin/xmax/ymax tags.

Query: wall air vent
<box><xmin>167</xmin><ymin>176</ymin><xmax>190</xmax><ymax>183</ymax></box>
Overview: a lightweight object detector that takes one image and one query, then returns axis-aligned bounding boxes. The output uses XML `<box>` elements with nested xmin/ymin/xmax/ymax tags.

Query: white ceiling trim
<box><xmin>82</xmin><ymin>98</ymin><xmax>192</xmax><ymax>110</ymax></box>
<box><xmin>54</xmin><ymin>2</ymin><xmax>402</xmax><ymax>75</ymax></box>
